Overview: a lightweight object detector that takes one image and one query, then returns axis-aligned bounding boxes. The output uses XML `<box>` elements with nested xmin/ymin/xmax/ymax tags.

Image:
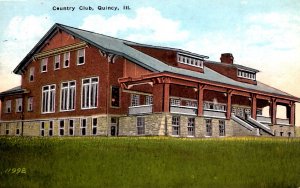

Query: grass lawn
<box><xmin>0</xmin><ymin>136</ymin><xmax>300</xmax><ymax>188</ymax></box>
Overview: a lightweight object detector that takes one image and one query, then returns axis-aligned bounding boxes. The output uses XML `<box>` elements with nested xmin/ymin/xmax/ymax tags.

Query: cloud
<box><xmin>0</xmin><ymin>15</ymin><xmax>53</xmax><ymax>91</ymax></box>
<box><xmin>80</xmin><ymin>7</ymin><xmax>189</xmax><ymax>44</ymax></box>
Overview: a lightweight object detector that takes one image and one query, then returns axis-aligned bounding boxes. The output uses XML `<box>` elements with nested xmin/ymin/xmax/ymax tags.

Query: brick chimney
<box><xmin>220</xmin><ymin>53</ymin><xmax>234</xmax><ymax>64</ymax></box>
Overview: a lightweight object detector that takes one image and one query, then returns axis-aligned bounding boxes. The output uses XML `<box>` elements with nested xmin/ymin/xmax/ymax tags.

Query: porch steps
<box><xmin>246</xmin><ymin>116</ymin><xmax>274</xmax><ymax>136</ymax></box>
<box><xmin>231</xmin><ymin>114</ymin><xmax>258</xmax><ymax>133</ymax></box>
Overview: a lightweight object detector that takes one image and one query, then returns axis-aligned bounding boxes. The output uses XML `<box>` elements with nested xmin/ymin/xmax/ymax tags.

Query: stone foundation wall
<box><xmin>230</xmin><ymin>120</ymin><xmax>258</xmax><ymax>137</ymax></box>
<box><xmin>271</xmin><ymin>125</ymin><xmax>295</xmax><ymax>137</ymax></box>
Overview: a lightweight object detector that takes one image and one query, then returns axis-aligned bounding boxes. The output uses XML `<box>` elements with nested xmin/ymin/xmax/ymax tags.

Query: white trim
<box><xmin>15</xmin><ymin>98</ymin><xmax>23</xmax><ymax>113</ymax></box>
<box><xmin>27</xmin><ymin>97</ymin><xmax>33</xmax><ymax>112</ymax></box>
<box><xmin>41</xmin><ymin>58</ymin><xmax>48</xmax><ymax>73</ymax></box>
<box><xmin>63</xmin><ymin>52</ymin><xmax>70</xmax><ymax>68</ymax></box>
<box><xmin>5</xmin><ymin>100</ymin><xmax>12</xmax><ymax>113</ymax></box>
<box><xmin>136</xmin><ymin>116</ymin><xmax>145</xmax><ymax>135</ymax></box>
<box><xmin>237</xmin><ymin>69</ymin><xmax>256</xmax><ymax>80</ymax></box>
<box><xmin>77</xmin><ymin>48</ymin><xmax>85</xmax><ymax>65</ymax></box>
<box><xmin>81</xmin><ymin>77</ymin><xmax>99</xmax><ymax>109</ymax></box>
<box><xmin>41</xmin><ymin>84</ymin><xmax>56</xmax><ymax>114</ymax></box>
<box><xmin>60</xmin><ymin>80</ymin><xmax>76</xmax><ymax>112</ymax></box>
<box><xmin>177</xmin><ymin>53</ymin><xmax>204</xmax><ymax>68</ymax></box>
<box><xmin>54</xmin><ymin>54</ymin><xmax>60</xmax><ymax>70</ymax></box>
<box><xmin>29</xmin><ymin>67</ymin><xmax>34</xmax><ymax>82</ymax></box>
<box><xmin>80</xmin><ymin>118</ymin><xmax>87</xmax><ymax>136</ymax></box>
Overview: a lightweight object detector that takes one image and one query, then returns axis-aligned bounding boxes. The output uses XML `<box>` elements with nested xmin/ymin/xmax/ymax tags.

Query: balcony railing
<box><xmin>128</xmin><ymin>104</ymin><xmax>153</xmax><ymax>115</ymax></box>
<box><xmin>276</xmin><ymin>118</ymin><xmax>290</xmax><ymax>125</ymax></box>
<box><xmin>203</xmin><ymin>101</ymin><xmax>226</xmax><ymax>118</ymax></box>
<box><xmin>257</xmin><ymin>115</ymin><xmax>271</xmax><ymax>124</ymax></box>
<box><xmin>170</xmin><ymin>105</ymin><xmax>197</xmax><ymax>116</ymax></box>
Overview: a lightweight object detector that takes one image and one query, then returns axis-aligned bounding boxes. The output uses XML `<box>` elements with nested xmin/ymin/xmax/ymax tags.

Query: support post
<box><xmin>290</xmin><ymin>102</ymin><xmax>295</xmax><ymax>126</ymax></box>
<box><xmin>226</xmin><ymin>90</ymin><xmax>233</xmax><ymax>119</ymax></box>
<box><xmin>271</xmin><ymin>98</ymin><xmax>277</xmax><ymax>125</ymax></box>
<box><xmin>251</xmin><ymin>94</ymin><xmax>257</xmax><ymax>120</ymax></box>
<box><xmin>197</xmin><ymin>84</ymin><xmax>204</xmax><ymax>116</ymax></box>
<box><xmin>163</xmin><ymin>83</ymin><xmax>170</xmax><ymax>112</ymax></box>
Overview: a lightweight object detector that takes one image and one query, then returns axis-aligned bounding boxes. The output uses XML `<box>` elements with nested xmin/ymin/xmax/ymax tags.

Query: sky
<box><xmin>0</xmin><ymin>0</ymin><xmax>300</xmax><ymax>124</ymax></box>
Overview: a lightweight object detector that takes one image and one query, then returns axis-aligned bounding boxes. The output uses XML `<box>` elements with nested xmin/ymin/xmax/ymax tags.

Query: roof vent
<box><xmin>220</xmin><ymin>53</ymin><xmax>234</xmax><ymax>64</ymax></box>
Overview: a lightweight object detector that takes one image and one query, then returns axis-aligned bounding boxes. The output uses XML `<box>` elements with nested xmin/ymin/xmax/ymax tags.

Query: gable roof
<box><xmin>12</xmin><ymin>23</ymin><xmax>299</xmax><ymax>101</ymax></box>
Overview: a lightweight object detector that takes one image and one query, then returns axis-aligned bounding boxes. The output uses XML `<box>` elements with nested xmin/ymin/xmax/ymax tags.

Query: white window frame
<box><xmin>16</xmin><ymin>98</ymin><xmax>23</xmax><ymax>113</ymax></box>
<box><xmin>137</xmin><ymin>117</ymin><xmax>145</xmax><ymax>135</ymax></box>
<box><xmin>63</xmin><ymin>52</ymin><xmax>70</xmax><ymax>68</ymax></box>
<box><xmin>77</xmin><ymin>48</ymin><xmax>85</xmax><ymax>65</ymax></box>
<box><xmin>41</xmin><ymin>58</ymin><xmax>48</xmax><ymax>73</ymax></box>
<box><xmin>41</xmin><ymin>84</ymin><xmax>56</xmax><ymax>113</ymax></box>
<box><xmin>69</xmin><ymin>119</ymin><xmax>75</xmax><ymax>136</ymax></box>
<box><xmin>81</xmin><ymin>77</ymin><xmax>99</xmax><ymax>109</ymax></box>
<box><xmin>49</xmin><ymin>121</ymin><xmax>53</xmax><ymax>136</ymax></box>
<box><xmin>219</xmin><ymin>120</ymin><xmax>225</xmax><ymax>136</ymax></box>
<box><xmin>27</xmin><ymin>97</ymin><xmax>33</xmax><ymax>112</ymax></box>
<box><xmin>177</xmin><ymin>54</ymin><xmax>203</xmax><ymax>68</ymax></box>
<box><xmin>237</xmin><ymin>69</ymin><xmax>256</xmax><ymax>81</ymax></box>
<box><xmin>54</xmin><ymin>55</ymin><xmax>60</xmax><ymax>70</ymax></box>
<box><xmin>59</xmin><ymin>120</ymin><xmax>65</xmax><ymax>136</ymax></box>
<box><xmin>40</xmin><ymin>122</ymin><xmax>45</xmax><ymax>136</ymax></box>
<box><xmin>5</xmin><ymin>100</ymin><xmax>12</xmax><ymax>113</ymax></box>
<box><xmin>187</xmin><ymin>117</ymin><xmax>195</xmax><ymax>137</ymax></box>
<box><xmin>131</xmin><ymin>94</ymin><xmax>140</xmax><ymax>106</ymax></box>
<box><xmin>205</xmin><ymin>119</ymin><xmax>212</xmax><ymax>137</ymax></box>
<box><xmin>145</xmin><ymin>95</ymin><xmax>153</xmax><ymax>105</ymax></box>
<box><xmin>29</xmin><ymin>67</ymin><xmax>34</xmax><ymax>82</ymax></box>
<box><xmin>170</xmin><ymin>98</ymin><xmax>181</xmax><ymax>106</ymax></box>
<box><xmin>172</xmin><ymin>116</ymin><xmax>180</xmax><ymax>136</ymax></box>
<box><xmin>60</xmin><ymin>81</ymin><xmax>76</xmax><ymax>111</ymax></box>
<box><xmin>92</xmin><ymin>117</ymin><xmax>97</xmax><ymax>135</ymax></box>
<box><xmin>80</xmin><ymin>118</ymin><xmax>87</xmax><ymax>136</ymax></box>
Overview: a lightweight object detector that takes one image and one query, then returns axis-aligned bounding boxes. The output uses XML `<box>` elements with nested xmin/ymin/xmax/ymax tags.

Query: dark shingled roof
<box><xmin>11</xmin><ymin>23</ymin><xmax>299</xmax><ymax>101</ymax></box>
<box><xmin>0</xmin><ymin>86</ymin><xmax>25</xmax><ymax>98</ymax></box>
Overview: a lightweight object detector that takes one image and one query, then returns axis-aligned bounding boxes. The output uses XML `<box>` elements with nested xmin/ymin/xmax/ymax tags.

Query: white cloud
<box><xmin>0</xmin><ymin>15</ymin><xmax>53</xmax><ymax>91</ymax></box>
<box><xmin>80</xmin><ymin>7</ymin><xmax>189</xmax><ymax>43</ymax></box>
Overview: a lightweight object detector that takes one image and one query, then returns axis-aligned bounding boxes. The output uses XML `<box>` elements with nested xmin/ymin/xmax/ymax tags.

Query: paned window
<box><xmin>131</xmin><ymin>94</ymin><xmax>140</xmax><ymax>106</ymax></box>
<box><xmin>205</xmin><ymin>119</ymin><xmax>212</xmax><ymax>136</ymax></box>
<box><xmin>111</xmin><ymin>86</ymin><xmax>120</xmax><ymax>107</ymax></box>
<box><xmin>61</xmin><ymin>81</ymin><xmax>76</xmax><ymax>111</ymax></box>
<box><xmin>42</xmin><ymin>85</ymin><xmax>56</xmax><ymax>113</ymax></box>
<box><xmin>81</xmin><ymin>118</ymin><xmax>87</xmax><ymax>136</ymax></box>
<box><xmin>40</xmin><ymin>122</ymin><xmax>45</xmax><ymax>136</ymax></box>
<box><xmin>172</xmin><ymin>116</ymin><xmax>180</xmax><ymax>136</ymax></box>
<box><xmin>27</xmin><ymin>97</ymin><xmax>33</xmax><ymax>112</ymax></box>
<box><xmin>219</xmin><ymin>120</ymin><xmax>225</xmax><ymax>136</ymax></box>
<box><xmin>187</xmin><ymin>118</ymin><xmax>195</xmax><ymax>136</ymax></box>
<box><xmin>63</xmin><ymin>52</ymin><xmax>70</xmax><ymax>68</ymax></box>
<box><xmin>16</xmin><ymin>98</ymin><xmax>23</xmax><ymax>112</ymax></box>
<box><xmin>92</xmin><ymin>118</ymin><xmax>97</xmax><ymax>135</ymax></box>
<box><xmin>82</xmin><ymin>77</ymin><xmax>98</xmax><ymax>109</ymax></box>
<box><xmin>29</xmin><ymin>67</ymin><xmax>34</xmax><ymax>82</ymax></box>
<box><xmin>41</xmin><ymin>58</ymin><xmax>48</xmax><ymax>72</ymax></box>
<box><xmin>5</xmin><ymin>100</ymin><xmax>12</xmax><ymax>113</ymax></box>
<box><xmin>137</xmin><ymin>117</ymin><xmax>145</xmax><ymax>135</ymax></box>
<box><xmin>54</xmin><ymin>55</ymin><xmax>60</xmax><ymax>70</ymax></box>
<box><xmin>49</xmin><ymin>121</ymin><xmax>53</xmax><ymax>136</ymax></box>
<box><xmin>77</xmin><ymin>49</ymin><xmax>85</xmax><ymax>65</ymax></box>
<box><xmin>145</xmin><ymin>96</ymin><xmax>153</xmax><ymax>105</ymax></box>
<box><xmin>59</xmin><ymin>120</ymin><xmax>65</xmax><ymax>136</ymax></box>
<box><xmin>69</xmin><ymin>119</ymin><xmax>74</xmax><ymax>136</ymax></box>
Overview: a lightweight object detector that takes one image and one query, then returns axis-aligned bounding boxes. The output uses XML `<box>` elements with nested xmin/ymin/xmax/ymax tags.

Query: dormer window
<box><xmin>41</xmin><ymin>58</ymin><xmax>48</xmax><ymax>73</ymax></box>
<box><xmin>237</xmin><ymin>69</ymin><xmax>256</xmax><ymax>80</ymax></box>
<box><xmin>54</xmin><ymin>55</ymin><xmax>60</xmax><ymax>70</ymax></box>
<box><xmin>177</xmin><ymin>53</ymin><xmax>203</xmax><ymax>68</ymax></box>
<box><xmin>63</xmin><ymin>52</ymin><xmax>70</xmax><ymax>68</ymax></box>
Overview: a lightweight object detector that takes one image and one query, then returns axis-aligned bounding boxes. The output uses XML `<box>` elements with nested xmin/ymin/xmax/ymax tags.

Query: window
<box><xmin>16</xmin><ymin>98</ymin><xmax>23</xmax><ymax>112</ymax></box>
<box><xmin>92</xmin><ymin>118</ymin><xmax>97</xmax><ymax>135</ymax></box>
<box><xmin>82</xmin><ymin>77</ymin><xmax>98</xmax><ymax>109</ymax></box>
<box><xmin>41</xmin><ymin>58</ymin><xmax>48</xmax><ymax>73</ymax></box>
<box><xmin>29</xmin><ymin>67</ymin><xmax>34</xmax><ymax>82</ymax></box>
<box><xmin>5</xmin><ymin>100</ymin><xmax>12</xmax><ymax>113</ymax></box>
<box><xmin>16</xmin><ymin>123</ymin><xmax>20</xmax><ymax>136</ymax></box>
<box><xmin>54</xmin><ymin>55</ymin><xmax>60</xmax><ymax>70</ymax></box>
<box><xmin>177</xmin><ymin>54</ymin><xmax>203</xmax><ymax>68</ymax></box>
<box><xmin>111</xmin><ymin>86</ymin><xmax>120</xmax><ymax>107</ymax></box>
<box><xmin>205</xmin><ymin>119</ymin><xmax>212</xmax><ymax>136</ymax></box>
<box><xmin>280</xmin><ymin>132</ymin><xmax>284</xmax><ymax>137</ymax></box>
<box><xmin>288</xmin><ymin>132</ymin><xmax>291</xmax><ymax>137</ymax></box>
<box><xmin>27</xmin><ymin>97</ymin><xmax>33</xmax><ymax>112</ymax></box>
<box><xmin>145</xmin><ymin>96</ymin><xmax>153</xmax><ymax>105</ymax></box>
<box><xmin>237</xmin><ymin>69</ymin><xmax>256</xmax><ymax>80</ymax></box>
<box><xmin>49</xmin><ymin>121</ymin><xmax>53</xmax><ymax>136</ymax></box>
<box><xmin>219</xmin><ymin>120</ymin><xmax>225</xmax><ymax>136</ymax></box>
<box><xmin>131</xmin><ymin>94</ymin><xmax>140</xmax><ymax>106</ymax></box>
<box><xmin>59</xmin><ymin>120</ymin><xmax>65</xmax><ymax>136</ymax></box>
<box><xmin>69</xmin><ymin>119</ymin><xmax>74</xmax><ymax>136</ymax></box>
<box><xmin>77</xmin><ymin>49</ymin><xmax>85</xmax><ymax>65</ymax></box>
<box><xmin>61</xmin><ymin>81</ymin><xmax>76</xmax><ymax>111</ymax></box>
<box><xmin>80</xmin><ymin>119</ymin><xmax>87</xmax><ymax>136</ymax></box>
<box><xmin>42</xmin><ymin>85</ymin><xmax>56</xmax><ymax>113</ymax></box>
<box><xmin>170</xmin><ymin>98</ymin><xmax>181</xmax><ymax>106</ymax></box>
<box><xmin>63</xmin><ymin>52</ymin><xmax>70</xmax><ymax>68</ymax></box>
<box><xmin>172</xmin><ymin>116</ymin><xmax>180</xmax><ymax>136</ymax></box>
<box><xmin>40</xmin><ymin>122</ymin><xmax>45</xmax><ymax>136</ymax></box>
<box><xmin>6</xmin><ymin>124</ymin><xmax>9</xmax><ymax>135</ymax></box>
<box><xmin>187</xmin><ymin>118</ymin><xmax>195</xmax><ymax>137</ymax></box>
<box><xmin>137</xmin><ymin>117</ymin><xmax>145</xmax><ymax>135</ymax></box>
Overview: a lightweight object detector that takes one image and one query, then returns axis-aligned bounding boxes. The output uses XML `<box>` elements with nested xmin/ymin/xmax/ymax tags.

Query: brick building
<box><xmin>0</xmin><ymin>23</ymin><xmax>298</xmax><ymax>137</ymax></box>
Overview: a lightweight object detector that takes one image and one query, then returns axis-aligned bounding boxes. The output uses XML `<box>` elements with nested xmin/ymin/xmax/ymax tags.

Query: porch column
<box><xmin>270</xmin><ymin>98</ymin><xmax>277</xmax><ymax>125</ymax></box>
<box><xmin>197</xmin><ymin>84</ymin><xmax>205</xmax><ymax>116</ymax></box>
<box><xmin>289</xmin><ymin>102</ymin><xmax>295</xmax><ymax>126</ymax></box>
<box><xmin>226</xmin><ymin>90</ymin><xmax>233</xmax><ymax>119</ymax></box>
<box><xmin>251</xmin><ymin>94</ymin><xmax>257</xmax><ymax>120</ymax></box>
<box><xmin>163</xmin><ymin>83</ymin><xmax>170</xmax><ymax>112</ymax></box>
<box><xmin>153</xmin><ymin>84</ymin><xmax>164</xmax><ymax>112</ymax></box>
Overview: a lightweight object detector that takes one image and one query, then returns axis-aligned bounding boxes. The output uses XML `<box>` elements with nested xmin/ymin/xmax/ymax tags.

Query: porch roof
<box><xmin>0</xmin><ymin>86</ymin><xmax>26</xmax><ymax>98</ymax></box>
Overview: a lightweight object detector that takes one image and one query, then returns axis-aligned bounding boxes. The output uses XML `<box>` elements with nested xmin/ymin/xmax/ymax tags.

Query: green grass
<box><xmin>1</xmin><ymin>136</ymin><xmax>300</xmax><ymax>188</ymax></box>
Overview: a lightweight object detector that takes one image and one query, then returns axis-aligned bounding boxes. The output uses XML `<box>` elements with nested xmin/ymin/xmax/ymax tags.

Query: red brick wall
<box><xmin>41</xmin><ymin>31</ymin><xmax>82</xmax><ymax>51</ymax></box>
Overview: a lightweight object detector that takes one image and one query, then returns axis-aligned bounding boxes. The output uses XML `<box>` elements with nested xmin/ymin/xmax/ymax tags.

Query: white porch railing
<box><xmin>203</xmin><ymin>109</ymin><xmax>226</xmax><ymax>118</ymax></box>
<box><xmin>257</xmin><ymin>115</ymin><xmax>272</xmax><ymax>124</ymax></box>
<box><xmin>170</xmin><ymin>105</ymin><xmax>197</xmax><ymax>116</ymax></box>
<box><xmin>276</xmin><ymin>118</ymin><xmax>290</xmax><ymax>125</ymax></box>
<box><xmin>128</xmin><ymin>105</ymin><xmax>153</xmax><ymax>115</ymax></box>
<box><xmin>203</xmin><ymin>101</ymin><xmax>226</xmax><ymax>118</ymax></box>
